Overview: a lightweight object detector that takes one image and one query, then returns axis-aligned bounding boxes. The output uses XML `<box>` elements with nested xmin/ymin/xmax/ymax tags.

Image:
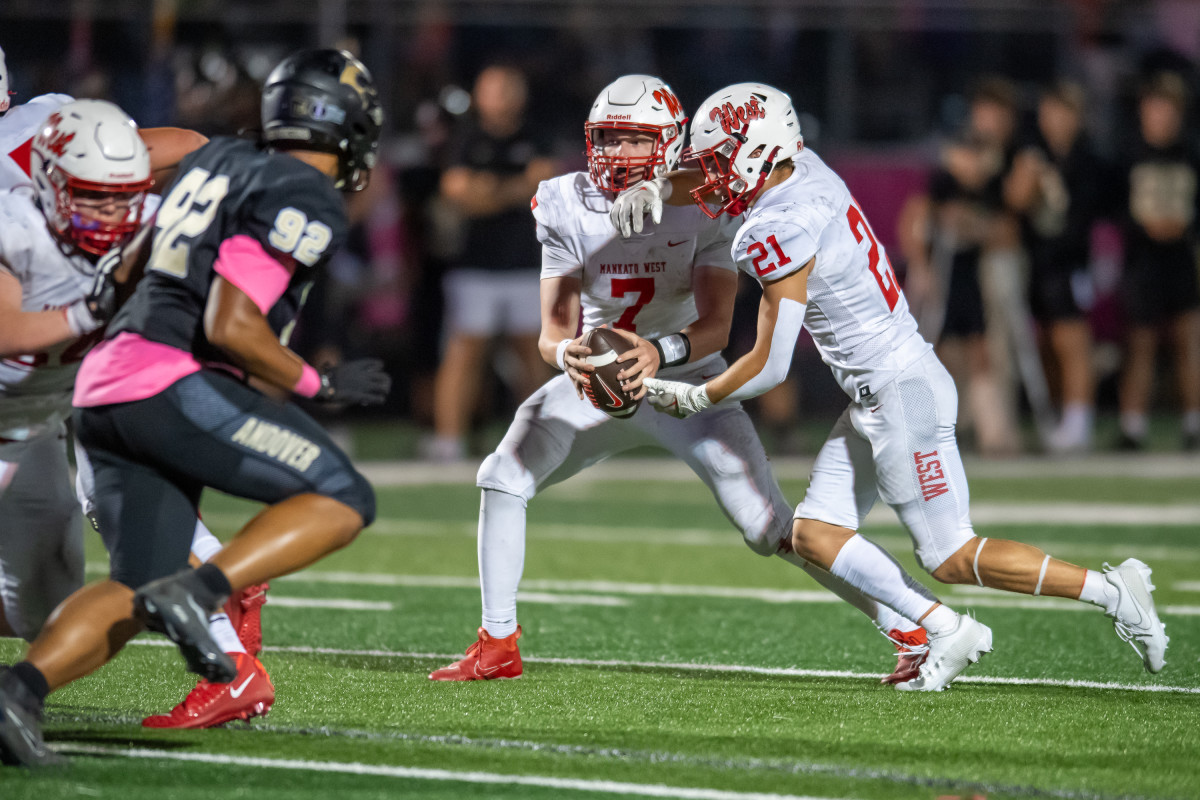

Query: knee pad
<box><xmin>739</xmin><ymin>510</ymin><xmax>789</xmax><ymax>557</ymax></box>
<box><xmin>476</xmin><ymin>449</ymin><xmax>535</xmax><ymax>501</ymax></box>
<box><xmin>328</xmin><ymin>468</ymin><xmax>376</xmax><ymax>527</ymax></box>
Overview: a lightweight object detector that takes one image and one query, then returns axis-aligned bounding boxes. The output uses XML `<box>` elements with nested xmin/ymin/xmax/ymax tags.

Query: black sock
<box><xmin>193</xmin><ymin>563</ymin><xmax>232</xmax><ymax>607</ymax></box>
<box><xmin>10</xmin><ymin>661</ymin><xmax>50</xmax><ymax>704</ymax></box>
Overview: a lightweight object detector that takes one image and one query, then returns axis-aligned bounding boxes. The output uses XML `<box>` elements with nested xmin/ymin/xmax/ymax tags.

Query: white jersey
<box><xmin>0</xmin><ymin>94</ymin><xmax>72</xmax><ymax>190</ymax></box>
<box><xmin>733</xmin><ymin>148</ymin><xmax>931</xmax><ymax>402</ymax></box>
<box><xmin>534</xmin><ymin>171</ymin><xmax>740</xmax><ymax>370</ymax></box>
<box><xmin>0</xmin><ymin>187</ymin><xmax>95</xmax><ymax>439</ymax></box>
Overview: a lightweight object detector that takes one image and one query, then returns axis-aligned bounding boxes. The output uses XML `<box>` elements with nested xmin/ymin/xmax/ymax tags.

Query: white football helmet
<box><xmin>0</xmin><ymin>45</ymin><xmax>12</xmax><ymax>115</ymax></box>
<box><xmin>30</xmin><ymin>99</ymin><xmax>152</xmax><ymax>256</ymax></box>
<box><xmin>685</xmin><ymin>82</ymin><xmax>803</xmax><ymax>218</ymax></box>
<box><xmin>585</xmin><ymin>74</ymin><xmax>687</xmax><ymax>193</ymax></box>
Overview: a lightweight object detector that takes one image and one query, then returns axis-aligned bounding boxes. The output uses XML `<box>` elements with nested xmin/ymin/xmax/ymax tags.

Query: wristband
<box><xmin>555</xmin><ymin>338</ymin><xmax>572</xmax><ymax>371</ymax></box>
<box><xmin>294</xmin><ymin>363</ymin><xmax>322</xmax><ymax>398</ymax></box>
<box><xmin>651</xmin><ymin>333</ymin><xmax>691</xmax><ymax>368</ymax></box>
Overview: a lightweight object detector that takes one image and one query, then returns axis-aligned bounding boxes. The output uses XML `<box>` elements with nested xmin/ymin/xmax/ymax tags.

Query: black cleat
<box><xmin>0</xmin><ymin>668</ymin><xmax>64</xmax><ymax>769</ymax></box>
<box><xmin>134</xmin><ymin>571</ymin><xmax>237</xmax><ymax>684</ymax></box>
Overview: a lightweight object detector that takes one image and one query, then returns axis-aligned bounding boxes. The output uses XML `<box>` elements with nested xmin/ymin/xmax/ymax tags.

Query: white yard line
<box><xmin>267</xmin><ymin>597</ymin><xmax>394</xmax><ymax>611</ymax></box>
<box><xmin>272</xmin><ymin>570</ymin><xmax>1200</xmax><ymax>616</ymax></box>
<box><xmin>1175</xmin><ymin>581</ymin><xmax>1200</xmax><ymax>592</ymax></box>
<box><xmin>54</xmin><ymin>746</ymin><xmax>843</xmax><ymax>800</ymax></box>
<box><xmin>357</xmin><ymin>455</ymin><xmax>1200</xmax><ymax>485</ymax></box>
<box><xmin>123</xmin><ymin>640</ymin><xmax>1200</xmax><ymax>694</ymax></box>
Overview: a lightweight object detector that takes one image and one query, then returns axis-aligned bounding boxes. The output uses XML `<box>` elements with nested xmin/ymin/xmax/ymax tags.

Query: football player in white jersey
<box><xmin>0</xmin><ymin>74</ymin><xmax>272</xmax><ymax>726</ymax></box>
<box><xmin>0</xmin><ymin>99</ymin><xmax>154</xmax><ymax>644</ymax></box>
<box><xmin>614</xmin><ymin>83</ymin><xmax>1169</xmax><ymax>691</ymax></box>
<box><xmin>430</xmin><ymin>75</ymin><xmax>934</xmax><ymax>683</ymax></box>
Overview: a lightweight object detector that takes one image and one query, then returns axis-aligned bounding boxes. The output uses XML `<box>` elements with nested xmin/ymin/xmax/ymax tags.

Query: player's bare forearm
<box><xmin>681</xmin><ymin>266</ymin><xmax>737</xmax><ymax>362</ymax></box>
<box><xmin>140</xmin><ymin>127</ymin><xmax>208</xmax><ymax>191</ymax></box>
<box><xmin>664</xmin><ymin>169</ymin><xmax>705</xmax><ymax>205</ymax></box>
<box><xmin>203</xmin><ymin>276</ymin><xmax>309</xmax><ymax>393</ymax></box>
<box><xmin>0</xmin><ymin>271</ymin><xmax>74</xmax><ymax>356</ymax></box>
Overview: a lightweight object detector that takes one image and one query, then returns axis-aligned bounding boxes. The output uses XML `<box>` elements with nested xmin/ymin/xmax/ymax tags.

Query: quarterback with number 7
<box><xmin>613</xmin><ymin>82</ymin><xmax>1169</xmax><ymax>692</ymax></box>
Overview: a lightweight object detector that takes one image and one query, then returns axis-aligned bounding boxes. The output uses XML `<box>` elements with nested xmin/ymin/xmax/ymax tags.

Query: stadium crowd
<box><xmin>2</xmin><ymin>5</ymin><xmax>1199</xmax><ymax>459</ymax></box>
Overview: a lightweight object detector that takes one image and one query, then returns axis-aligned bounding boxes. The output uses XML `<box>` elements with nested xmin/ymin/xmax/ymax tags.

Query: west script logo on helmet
<box><xmin>652</xmin><ymin>88</ymin><xmax>684</xmax><ymax>119</ymax></box>
<box><xmin>37</xmin><ymin>113</ymin><xmax>75</xmax><ymax>158</ymax></box>
<box><xmin>710</xmin><ymin>97</ymin><xmax>766</xmax><ymax>135</ymax></box>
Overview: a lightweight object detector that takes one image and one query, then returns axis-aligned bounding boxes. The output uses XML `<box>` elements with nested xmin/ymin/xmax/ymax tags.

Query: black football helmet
<box><xmin>261</xmin><ymin>48</ymin><xmax>384</xmax><ymax>191</ymax></box>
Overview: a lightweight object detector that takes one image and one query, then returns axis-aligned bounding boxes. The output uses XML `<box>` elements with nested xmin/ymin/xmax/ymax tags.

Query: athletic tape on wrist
<box><xmin>1033</xmin><ymin>554</ymin><xmax>1051</xmax><ymax>596</ymax></box>
<box><xmin>555</xmin><ymin>338</ymin><xmax>572</xmax><ymax>371</ymax></box>
<box><xmin>972</xmin><ymin>537</ymin><xmax>988</xmax><ymax>587</ymax></box>
<box><xmin>651</xmin><ymin>333</ymin><xmax>691</xmax><ymax>368</ymax></box>
<box><xmin>295</xmin><ymin>363</ymin><xmax>322</xmax><ymax>398</ymax></box>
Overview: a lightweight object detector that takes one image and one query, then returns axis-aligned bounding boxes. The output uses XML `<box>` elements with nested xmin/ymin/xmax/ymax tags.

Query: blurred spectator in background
<box><xmin>424</xmin><ymin>63</ymin><xmax>558</xmax><ymax>461</ymax></box>
<box><xmin>899</xmin><ymin>127</ymin><xmax>1019</xmax><ymax>456</ymax></box>
<box><xmin>1006</xmin><ymin>81</ymin><xmax>1105</xmax><ymax>453</ymax></box>
<box><xmin>1114</xmin><ymin>71</ymin><xmax>1200</xmax><ymax>451</ymax></box>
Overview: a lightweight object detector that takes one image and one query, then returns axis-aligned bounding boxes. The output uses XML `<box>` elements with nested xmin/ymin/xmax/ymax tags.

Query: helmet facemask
<box><xmin>585</xmin><ymin>120</ymin><xmax>680</xmax><ymax>194</ymax></box>
<box><xmin>49</xmin><ymin>174</ymin><xmax>150</xmax><ymax>256</ymax></box>
<box><xmin>686</xmin><ymin>137</ymin><xmax>779</xmax><ymax>219</ymax></box>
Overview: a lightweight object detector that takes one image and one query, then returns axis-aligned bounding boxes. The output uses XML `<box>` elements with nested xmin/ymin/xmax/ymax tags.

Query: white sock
<box><xmin>776</xmin><ymin>549</ymin><xmax>916</xmax><ymax>633</ymax></box>
<box><xmin>1120</xmin><ymin>412</ymin><xmax>1148</xmax><ymax>440</ymax></box>
<box><xmin>1077</xmin><ymin>569</ymin><xmax>1118</xmax><ymax>614</ymax></box>
<box><xmin>1183</xmin><ymin>410</ymin><xmax>1200</xmax><ymax>436</ymax></box>
<box><xmin>209</xmin><ymin>612</ymin><xmax>246</xmax><ymax>655</ymax></box>
<box><xmin>920</xmin><ymin>604</ymin><xmax>959</xmax><ymax>635</ymax></box>
<box><xmin>828</xmin><ymin>534</ymin><xmax>944</xmax><ymax>625</ymax></box>
<box><xmin>1060</xmin><ymin>404</ymin><xmax>1093</xmax><ymax>437</ymax></box>
<box><xmin>479</xmin><ymin>489</ymin><xmax>526</xmax><ymax>639</ymax></box>
<box><xmin>190</xmin><ymin>518</ymin><xmax>223</xmax><ymax>563</ymax></box>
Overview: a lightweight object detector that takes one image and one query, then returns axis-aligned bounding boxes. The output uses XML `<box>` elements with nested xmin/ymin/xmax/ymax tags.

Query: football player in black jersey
<box><xmin>0</xmin><ymin>48</ymin><xmax>389</xmax><ymax>767</ymax></box>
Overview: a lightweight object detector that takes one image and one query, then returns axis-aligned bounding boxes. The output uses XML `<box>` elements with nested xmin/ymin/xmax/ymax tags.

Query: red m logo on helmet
<box><xmin>653</xmin><ymin>88</ymin><xmax>684</xmax><ymax>120</ymax></box>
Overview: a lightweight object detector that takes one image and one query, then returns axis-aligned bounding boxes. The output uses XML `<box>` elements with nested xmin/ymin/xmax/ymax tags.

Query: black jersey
<box><xmin>1019</xmin><ymin>133</ymin><xmax>1105</xmax><ymax>272</ymax></box>
<box><xmin>108</xmin><ymin>137</ymin><xmax>347</xmax><ymax>367</ymax></box>
<box><xmin>1116</xmin><ymin>137</ymin><xmax>1200</xmax><ymax>273</ymax></box>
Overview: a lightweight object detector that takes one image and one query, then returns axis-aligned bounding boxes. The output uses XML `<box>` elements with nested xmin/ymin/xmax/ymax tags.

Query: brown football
<box><xmin>581</xmin><ymin>327</ymin><xmax>640</xmax><ymax>418</ymax></box>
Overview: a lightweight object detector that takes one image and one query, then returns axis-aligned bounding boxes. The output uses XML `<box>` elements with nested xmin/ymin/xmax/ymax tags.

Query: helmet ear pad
<box><xmin>261</xmin><ymin>48</ymin><xmax>384</xmax><ymax>192</ymax></box>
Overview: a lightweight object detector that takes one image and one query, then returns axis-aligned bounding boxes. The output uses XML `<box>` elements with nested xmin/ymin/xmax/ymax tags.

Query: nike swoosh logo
<box><xmin>229</xmin><ymin>673</ymin><xmax>256</xmax><ymax>698</ymax></box>
<box><xmin>667</xmin><ymin>240</ymin><xmax>686</xmax><ymax>247</ymax></box>
<box><xmin>870</xmin><ymin>405</ymin><xmax>884</xmax><ymax>413</ymax></box>
<box><xmin>474</xmin><ymin>659</ymin><xmax>514</xmax><ymax>677</ymax></box>
<box><xmin>594</xmin><ymin>375</ymin><xmax>625</xmax><ymax>408</ymax></box>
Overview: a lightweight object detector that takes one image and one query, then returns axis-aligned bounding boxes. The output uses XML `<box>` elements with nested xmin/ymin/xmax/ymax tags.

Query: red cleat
<box><xmin>881</xmin><ymin>627</ymin><xmax>929</xmax><ymax>685</ymax></box>
<box><xmin>142</xmin><ymin>653</ymin><xmax>275</xmax><ymax>729</ymax></box>
<box><xmin>429</xmin><ymin>626</ymin><xmax>522</xmax><ymax>681</ymax></box>
<box><xmin>224</xmin><ymin>583</ymin><xmax>269</xmax><ymax>656</ymax></box>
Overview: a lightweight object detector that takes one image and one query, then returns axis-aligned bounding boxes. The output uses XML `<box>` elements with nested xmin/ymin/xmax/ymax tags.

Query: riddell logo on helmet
<box><xmin>606</xmin><ymin>114</ymin><xmax>632</xmax><ymax>120</ymax></box>
<box><xmin>37</xmin><ymin>113</ymin><xmax>75</xmax><ymax>157</ymax></box>
<box><xmin>710</xmin><ymin>98</ymin><xmax>766</xmax><ymax>135</ymax></box>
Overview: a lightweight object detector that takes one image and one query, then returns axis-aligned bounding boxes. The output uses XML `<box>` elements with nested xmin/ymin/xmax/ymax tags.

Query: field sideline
<box><xmin>2</xmin><ymin>453</ymin><xmax>1198</xmax><ymax>799</ymax></box>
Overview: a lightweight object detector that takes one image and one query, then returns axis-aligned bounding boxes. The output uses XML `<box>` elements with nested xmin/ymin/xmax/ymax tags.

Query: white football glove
<box><xmin>609</xmin><ymin>176</ymin><xmax>672</xmax><ymax>238</ymax></box>
<box><xmin>643</xmin><ymin>376</ymin><xmax>712</xmax><ymax>419</ymax></box>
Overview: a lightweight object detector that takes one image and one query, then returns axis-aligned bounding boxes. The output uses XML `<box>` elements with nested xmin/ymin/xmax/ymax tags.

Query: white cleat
<box><xmin>895</xmin><ymin>614</ymin><xmax>992</xmax><ymax>693</ymax></box>
<box><xmin>1103</xmin><ymin>558</ymin><xmax>1168</xmax><ymax>673</ymax></box>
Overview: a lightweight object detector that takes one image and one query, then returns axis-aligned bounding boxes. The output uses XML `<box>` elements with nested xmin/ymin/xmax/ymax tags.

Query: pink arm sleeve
<box><xmin>212</xmin><ymin>234</ymin><xmax>295</xmax><ymax>313</ymax></box>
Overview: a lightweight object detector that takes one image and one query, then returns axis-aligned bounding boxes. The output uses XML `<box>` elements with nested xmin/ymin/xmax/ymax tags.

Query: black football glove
<box><xmin>83</xmin><ymin>245</ymin><xmax>123</xmax><ymax>326</ymax></box>
<box><xmin>314</xmin><ymin>358</ymin><xmax>391</xmax><ymax>406</ymax></box>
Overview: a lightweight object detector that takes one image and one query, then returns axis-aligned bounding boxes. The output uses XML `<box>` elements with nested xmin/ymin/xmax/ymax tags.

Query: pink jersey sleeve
<box><xmin>212</xmin><ymin>234</ymin><xmax>295</xmax><ymax>313</ymax></box>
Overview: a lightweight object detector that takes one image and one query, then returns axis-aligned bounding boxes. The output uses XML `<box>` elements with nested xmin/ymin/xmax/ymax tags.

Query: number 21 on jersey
<box><xmin>846</xmin><ymin>199</ymin><xmax>900</xmax><ymax>311</ymax></box>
